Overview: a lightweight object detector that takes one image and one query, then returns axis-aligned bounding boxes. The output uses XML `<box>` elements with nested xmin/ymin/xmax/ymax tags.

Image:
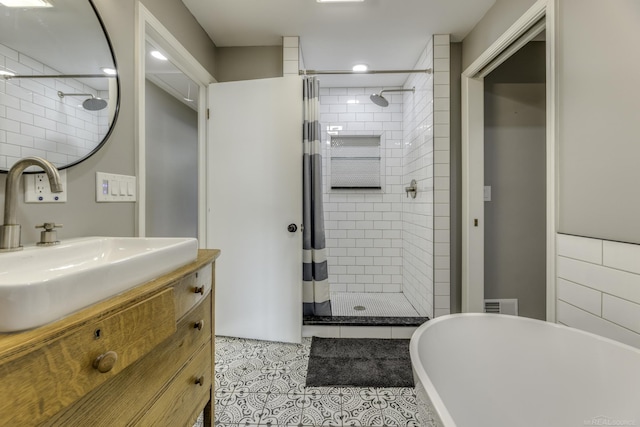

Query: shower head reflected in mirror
<box><xmin>370</xmin><ymin>87</ymin><xmax>415</xmax><ymax>108</ymax></box>
<box><xmin>57</xmin><ymin>91</ymin><xmax>108</xmax><ymax>111</ymax></box>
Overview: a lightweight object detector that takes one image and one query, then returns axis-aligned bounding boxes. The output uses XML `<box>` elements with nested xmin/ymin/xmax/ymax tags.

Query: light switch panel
<box><xmin>484</xmin><ymin>186</ymin><xmax>492</xmax><ymax>202</ymax></box>
<box><xmin>96</xmin><ymin>172</ymin><xmax>136</xmax><ymax>202</ymax></box>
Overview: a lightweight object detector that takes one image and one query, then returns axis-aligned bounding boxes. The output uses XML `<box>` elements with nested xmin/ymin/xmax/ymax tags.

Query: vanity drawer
<box><xmin>137</xmin><ymin>341</ymin><xmax>212</xmax><ymax>427</ymax></box>
<box><xmin>0</xmin><ymin>289</ymin><xmax>176</xmax><ymax>426</ymax></box>
<box><xmin>42</xmin><ymin>294</ymin><xmax>212</xmax><ymax>426</ymax></box>
<box><xmin>174</xmin><ymin>263</ymin><xmax>212</xmax><ymax>320</ymax></box>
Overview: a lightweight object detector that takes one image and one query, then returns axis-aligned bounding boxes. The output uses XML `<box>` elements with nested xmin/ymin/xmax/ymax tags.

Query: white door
<box><xmin>207</xmin><ymin>76</ymin><xmax>303</xmax><ymax>343</ymax></box>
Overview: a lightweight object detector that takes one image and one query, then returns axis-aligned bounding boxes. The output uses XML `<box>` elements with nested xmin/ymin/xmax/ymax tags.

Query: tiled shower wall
<box><xmin>0</xmin><ymin>42</ymin><xmax>109</xmax><ymax>169</ymax></box>
<box><xmin>399</xmin><ymin>36</ymin><xmax>453</xmax><ymax>319</ymax></box>
<box><xmin>319</xmin><ymin>88</ymin><xmax>404</xmax><ymax>293</ymax></box>
<box><xmin>319</xmin><ymin>36</ymin><xmax>451</xmax><ymax>319</ymax></box>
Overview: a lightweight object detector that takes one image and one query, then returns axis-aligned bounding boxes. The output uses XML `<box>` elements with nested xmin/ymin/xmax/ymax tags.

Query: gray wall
<box><xmin>145</xmin><ymin>81</ymin><xmax>198</xmax><ymax>238</ymax></box>
<box><xmin>462</xmin><ymin>0</ymin><xmax>538</xmax><ymax>71</ymax></box>
<box><xmin>484</xmin><ymin>42</ymin><xmax>546</xmax><ymax>320</ymax></box>
<box><xmin>450</xmin><ymin>42</ymin><xmax>462</xmax><ymax>314</ymax></box>
<box><xmin>0</xmin><ymin>0</ymin><xmax>217</xmax><ymax>244</ymax></box>
<box><xmin>557</xmin><ymin>0</ymin><xmax>640</xmax><ymax>244</ymax></box>
<box><xmin>216</xmin><ymin>46</ymin><xmax>283</xmax><ymax>82</ymax></box>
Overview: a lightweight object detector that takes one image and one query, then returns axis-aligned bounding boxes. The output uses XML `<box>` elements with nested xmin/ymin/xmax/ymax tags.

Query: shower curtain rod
<box><xmin>299</xmin><ymin>68</ymin><xmax>432</xmax><ymax>75</ymax></box>
<box><xmin>2</xmin><ymin>74</ymin><xmax>111</xmax><ymax>80</ymax></box>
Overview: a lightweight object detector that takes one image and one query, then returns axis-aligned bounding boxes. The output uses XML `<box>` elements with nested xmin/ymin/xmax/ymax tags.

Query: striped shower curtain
<box><xmin>302</xmin><ymin>77</ymin><xmax>331</xmax><ymax>316</ymax></box>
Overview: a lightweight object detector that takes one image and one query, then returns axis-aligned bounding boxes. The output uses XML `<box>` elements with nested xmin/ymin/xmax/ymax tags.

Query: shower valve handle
<box><xmin>287</xmin><ymin>224</ymin><xmax>298</xmax><ymax>233</ymax></box>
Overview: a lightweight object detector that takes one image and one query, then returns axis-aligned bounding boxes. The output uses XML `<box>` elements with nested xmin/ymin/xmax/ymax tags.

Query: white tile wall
<box><xmin>318</xmin><ymin>36</ymin><xmax>450</xmax><ymax>320</ymax></box>
<box><xmin>401</xmin><ymin>40</ymin><xmax>434</xmax><ymax>317</ymax></box>
<box><xmin>556</xmin><ymin>233</ymin><xmax>640</xmax><ymax>348</ymax></box>
<box><xmin>320</xmin><ymin>87</ymin><xmax>404</xmax><ymax>294</ymax></box>
<box><xmin>282</xmin><ymin>37</ymin><xmax>299</xmax><ymax>76</ymax></box>
<box><xmin>401</xmin><ymin>36</ymin><xmax>450</xmax><ymax>319</ymax></box>
<box><xmin>0</xmin><ymin>43</ymin><xmax>109</xmax><ymax>169</ymax></box>
<box><xmin>432</xmin><ymin>35</ymin><xmax>450</xmax><ymax>318</ymax></box>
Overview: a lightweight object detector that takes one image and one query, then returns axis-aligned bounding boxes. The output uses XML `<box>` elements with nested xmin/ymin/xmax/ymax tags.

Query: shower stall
<box><xmin>308</xmin><ymin>36</ymin><xmax>451</xmax><ymax>325</ymax></box>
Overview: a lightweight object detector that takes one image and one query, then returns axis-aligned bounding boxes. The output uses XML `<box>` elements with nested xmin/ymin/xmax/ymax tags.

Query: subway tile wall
<box><xmin>432</xmin><ymin>35</ymin><xmax>451</xmax><ymax>317</ymax></box>
<box><xmin>282</xmin><ymin>37</ymin><xmax>299</xmax><ymax>76</ymax></box>
<box><xmin>319</xmin><ymin>86</ymin><xmax>405</xmax><ymax>294</ymax></box>
<box><xmin>556</xmin><ymin>233</ymin><xmax>640</xmax><ymax>349</ymax></box>
<box><xmin>0</xmin><ymin>43</ymin><xmax>109</xmax><ymax>169</ymax></box>
<box><xmin>318</xmin><ymin>37</ymin><xmax>450</xmax><ymax>320</ymax></box>
<box><xmin>400</xmin><ymin>37</ymin><xmax>440</xmax><ymax>318</ymax></box>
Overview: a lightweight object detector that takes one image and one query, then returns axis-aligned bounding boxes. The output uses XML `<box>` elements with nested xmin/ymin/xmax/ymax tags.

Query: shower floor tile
<box><xmin>214</xmin><ymin>336</ymin><xmax>418</xmax><ymax>427</ymax></box>
<box><xmin>330</xmin><ymin>292</ymin><xmax>420</xmax><ymax>317</ymax></box>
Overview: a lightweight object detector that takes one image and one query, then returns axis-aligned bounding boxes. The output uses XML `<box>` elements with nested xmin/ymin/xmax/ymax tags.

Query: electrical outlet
<box><xmin>24</xmin><ymin>170</ymin><xmax>67</xmax><ymax>203</ymax></box>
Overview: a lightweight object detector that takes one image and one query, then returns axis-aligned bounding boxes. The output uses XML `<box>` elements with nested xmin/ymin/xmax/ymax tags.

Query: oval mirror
<box><xmin>0</xmin><ymin>0</ymin><xmax>119</xmax><ymax>171</ymax></box>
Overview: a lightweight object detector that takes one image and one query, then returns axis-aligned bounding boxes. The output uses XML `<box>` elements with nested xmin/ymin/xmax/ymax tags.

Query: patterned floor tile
<box><xmin>215</xmin><ymin>393</ymin><xmax>267</xmax><ymax>425</ymax></box>
<box><xmin>214</xmin><ymin>336</ymin><xmax>419</xmax><ymax>427</ymax></box>
<box><xmin>260</xmin><ymin>393</ymin><xmax>304</xmax><ymax>426</ymax></box>
<box><xmin>380</xmin><ymin>397</ymin><xmax>419</xmax><ymax>427</ymax></box>
<box><xmin>270</xmin><ymin>375</ymin><xmax>306</xmax><ymax>395</ymax></box>
<box><xmin>299</xmin><ymin>393</ymin><xmax>342</xmax><ymax>426</ymax></box>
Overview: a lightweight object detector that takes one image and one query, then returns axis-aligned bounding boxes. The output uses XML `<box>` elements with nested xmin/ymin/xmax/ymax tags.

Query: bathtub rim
<box><xmin>408</xmin><ymin>313</ymin><xmax>640</xmax><ymax>427</ymax></box>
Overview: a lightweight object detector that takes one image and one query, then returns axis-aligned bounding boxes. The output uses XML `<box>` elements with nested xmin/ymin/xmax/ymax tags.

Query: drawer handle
<box><xmin>194</xmin><ymin>286</ymin><xmax>204</xmax><ymax>295</ymax></box>
<box><xmin>195</xmin><ymin>376</ymin><xmax>205</xmax><ymax>386</ymax></box>
<box><xmin>93</xmin><ymin>350</ymin><xmax>118</xmax><ymax>373</ymax></box>
<box><xmin>194</xmin><ymin>320</ymin><xmax>205</xmax><ymax>331</ymax></box>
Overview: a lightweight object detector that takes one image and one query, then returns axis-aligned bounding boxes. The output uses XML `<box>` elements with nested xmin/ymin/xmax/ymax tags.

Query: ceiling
<box><xmin>181</xmin><ymin>0</ymin><xmax>496</xmax><ymax>87</ymax></box>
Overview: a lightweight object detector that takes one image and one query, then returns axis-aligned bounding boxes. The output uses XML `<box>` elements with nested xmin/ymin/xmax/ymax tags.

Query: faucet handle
<box><xmin>35</xmin><ymin>222</ymin><xmax>62</xmax><ymax>246</ymax></box>
<box><xmin>35</xmin><ymin>222</ymin><xmax>63</xmax><ymax>231</ymax></box>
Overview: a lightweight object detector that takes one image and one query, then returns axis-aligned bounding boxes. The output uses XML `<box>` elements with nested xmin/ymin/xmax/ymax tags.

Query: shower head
<box><xmin>82</xmin><ymin>97</ymin><xmax>108</xmax><ymax>111</ymax></box>
<box><xmin>370</xmin><ymin>93</ymin><xmax>389</xmax><ymax>107</ymax></box>
<box><xmin>57</xmin><ymin>91</ymin><xmax>108</xmax><ymax>111</ymax></box>
<box><xmin>369</xmin><ymin>87</ymin><xmax>416</xmax><ymax>108</ymax></box>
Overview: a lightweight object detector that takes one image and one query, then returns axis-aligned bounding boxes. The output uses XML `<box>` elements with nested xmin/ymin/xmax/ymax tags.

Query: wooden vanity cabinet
<box><xmin>0</xmin><ymin>249</ymin><xmax>220</xmax><ymax>427</ymax></box>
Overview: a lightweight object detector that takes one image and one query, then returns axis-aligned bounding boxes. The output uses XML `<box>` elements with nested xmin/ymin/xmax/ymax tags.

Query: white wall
<box><xmin>556</xmin><ymin>234</ymin><xmax>640</xmax><ymax>348</ymax></box>
<box><xmin>319</xmin><ymin>87</ymin><xmax>404</xmax><ymax>294</ymax></box>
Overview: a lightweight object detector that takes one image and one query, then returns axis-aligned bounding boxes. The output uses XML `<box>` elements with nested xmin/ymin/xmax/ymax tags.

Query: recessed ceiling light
<box><xmin>352</xmin><ymin>64</ymin><xmax>368</xmax><ymax>72</ymax></box>
<box><xmin>0</xmin><ymin>0</ymin><xmax>52</xmax><ymax>7</ymax></box>
<box><xmin>101</xmin><ymin>67</ymin><xmax>117</xmax><ymax>75</ymax></box>
<box><xmin>317</xmin><ymin>0</ymin><xmax>364</xmax><ymax>3</ymax></box>
<box><xmin>150</xmin><ymin>50</ymin><xmax>168</xmax><ymax>61</ymax></box>
<box><xmin>0</xmin><ymin>70</ymin><xmax>16</xmax><ymax>77</ymax></box>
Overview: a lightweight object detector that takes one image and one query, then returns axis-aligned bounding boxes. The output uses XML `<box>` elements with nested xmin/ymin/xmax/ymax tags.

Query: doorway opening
<box><xmin>461</xmin><ymin>1</ymin><xmax>556</xmax><ymax>320</ymax></box>
<box><xmin>483</xmin><ymin>40</ymin><xmax>547</xmax><ymax>320</ymax></box>
<box><xmin>135</xmin><ymin>4</ymin><xmax>214</xmax><ymax>242</ymax></box>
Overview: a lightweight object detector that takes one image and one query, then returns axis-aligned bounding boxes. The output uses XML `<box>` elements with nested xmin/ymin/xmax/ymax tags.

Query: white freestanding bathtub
<box><xmin>410</xmin><ymin>314</ymin><xmax>640</xmax><ymax>427</ymax></box>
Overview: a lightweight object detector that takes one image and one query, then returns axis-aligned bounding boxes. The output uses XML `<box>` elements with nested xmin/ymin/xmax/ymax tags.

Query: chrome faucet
<box><xmin>0</xmin><ymin>157</ymin><xmax>62</xmax><ymax>252</ymax></box>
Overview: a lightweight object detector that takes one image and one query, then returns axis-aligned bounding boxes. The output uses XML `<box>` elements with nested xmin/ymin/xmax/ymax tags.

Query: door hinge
<box><xmin>206</xmin><ymin>108</ymin><xmax>210</xmax><ymax>119</ymax></box>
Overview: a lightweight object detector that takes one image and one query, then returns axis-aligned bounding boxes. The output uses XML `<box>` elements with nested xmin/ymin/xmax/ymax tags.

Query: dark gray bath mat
<box><xmin>305</xmin><ymin>337</ymin><xmax>414</xmax><ymax>387</ymax></box>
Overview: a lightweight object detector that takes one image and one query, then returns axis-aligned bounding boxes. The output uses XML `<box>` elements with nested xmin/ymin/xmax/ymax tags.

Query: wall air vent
<box><xmin>484</xmin><ymin>299</ymin><xmax>518</xmax><ymax>316</ymax></box>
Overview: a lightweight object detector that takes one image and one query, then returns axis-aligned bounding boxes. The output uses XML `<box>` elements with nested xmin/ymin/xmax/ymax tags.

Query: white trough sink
<box><xmin>0</xmin><ymin>236</ymin><xmax>198</xmax><ymax>332</ymax></box>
